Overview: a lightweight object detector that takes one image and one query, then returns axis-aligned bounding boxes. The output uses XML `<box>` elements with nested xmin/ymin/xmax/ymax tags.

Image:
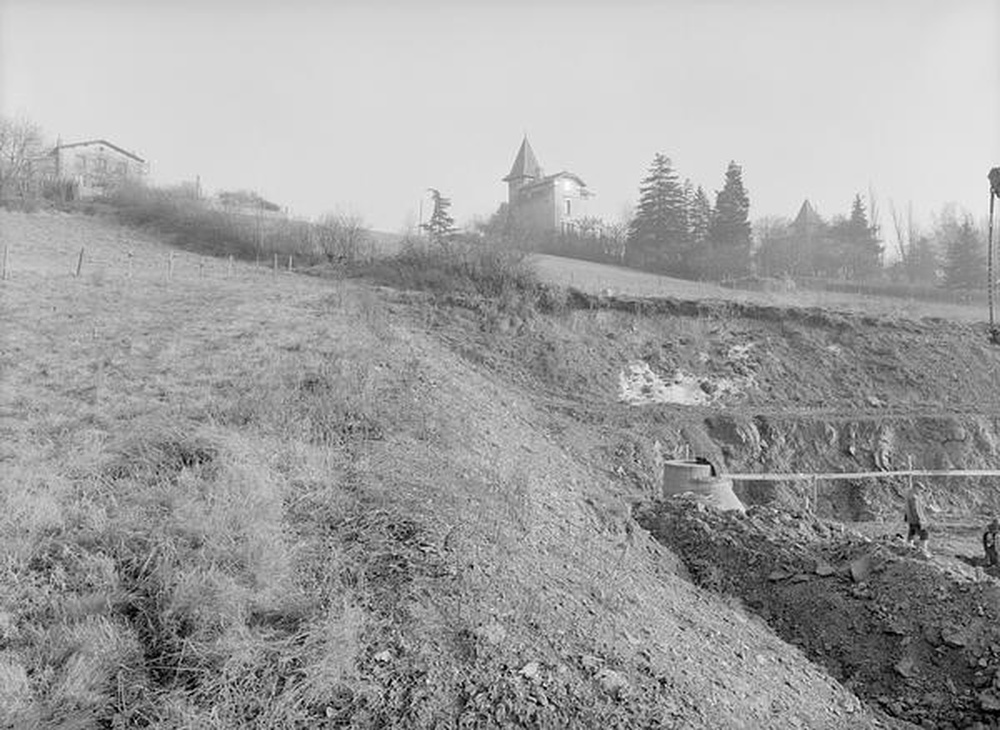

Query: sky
<box><xmin>1</xmin><ymin>0</ymin><xmax>998</xmax><ymax>235</ymax></box>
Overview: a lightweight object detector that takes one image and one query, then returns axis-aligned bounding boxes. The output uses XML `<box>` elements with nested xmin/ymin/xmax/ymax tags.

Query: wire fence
<box><xmin>0</xmin><ymin>241</ymin><xmax>310</xmax><ymax>283</ymax></box>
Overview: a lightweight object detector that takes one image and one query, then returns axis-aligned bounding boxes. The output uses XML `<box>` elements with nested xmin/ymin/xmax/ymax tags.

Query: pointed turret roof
<box><xmin>792</xmin><ymin>199</ymin><xmax>823</xmax><ymax>231</ymax></box>
<box><xmin>503</xmin><ymin>136</ymin><xmax>542</xmax><ymax>182</ymax></box>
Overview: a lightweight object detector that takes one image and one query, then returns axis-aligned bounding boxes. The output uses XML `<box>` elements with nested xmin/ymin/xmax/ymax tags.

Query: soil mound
<box><xmin>638</xmin><ymin>498</ymin><xmax>1000</xmax><ymax>728</ymax></box>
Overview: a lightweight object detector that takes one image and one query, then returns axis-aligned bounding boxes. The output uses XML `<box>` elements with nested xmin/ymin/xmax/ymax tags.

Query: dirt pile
<box><xmin>638</xmin><ymin>498</ymin><xmax>1000</xmax><ymax>728</ymax></box>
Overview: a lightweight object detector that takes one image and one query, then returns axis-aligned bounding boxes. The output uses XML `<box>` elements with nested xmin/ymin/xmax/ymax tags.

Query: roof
<box><xmin>792</xmin><ymin>199</ymin><xmax>823</xmax><ymax>231</ymax></box>
<box><xmin>503</xmin><ymin>136</ymin><xmax>542</xmax><ymax>182</ymax></box>
<box><xmin>520</xmin><ymin>171</ymin><xmax>588</xmax><ymax>191</ymax></box>
<box><xmin>53</xmin><ymin>139</ymin><xmax>145</xmax><ymax>163</ymax></box>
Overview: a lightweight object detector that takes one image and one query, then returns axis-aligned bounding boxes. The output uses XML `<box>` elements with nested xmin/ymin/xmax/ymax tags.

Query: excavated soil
<box><xmin>637</xmin><ymin>499</ymin><xmax>1000</xmax><ymax>729</ymax></box>
<box><xmin>421</xmin><ymin>280</ymin><xmax>1000</xmax><ymax>728</ymax></box>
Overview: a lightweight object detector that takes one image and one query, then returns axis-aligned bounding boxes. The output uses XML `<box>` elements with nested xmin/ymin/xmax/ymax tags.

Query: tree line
<box><xmin>758</xmin><ymin>199</ymin><xmax>987</xmax><ymax>291</ymax></box>
<box><xmin>559</xmin><ymin>151</ymin><xmax>990</xmax><ymax>293</ymax></box>
<box><xmin>626</xmin><ymin>154</ymin><xmax>751</xmax><ymax>280</ymax></box>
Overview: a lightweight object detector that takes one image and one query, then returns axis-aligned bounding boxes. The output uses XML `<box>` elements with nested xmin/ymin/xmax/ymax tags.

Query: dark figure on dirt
<box><xmin>984</xmin><ymin>519</ymin><xmax>1000</xmax><ymax>567</ymax></box>
<box><xmin>904</xmin><ymin>486</ymin><xmax>930</xmax><ymax>557</ymax></box>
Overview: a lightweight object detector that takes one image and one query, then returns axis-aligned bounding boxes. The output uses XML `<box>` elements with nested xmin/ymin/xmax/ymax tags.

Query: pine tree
<box><xmin>944</xmin><ymin>219</ymin><xmax>984</xmax><ymax>290</ymax></box>
<box><xmin>680</xmin><ymin>178</ymin><xmax>694</xmax><ymax>246</ymax></box>
<box><xmin>700</xmin><ymin>161</ymin><xmax>751</xmax><ymax>278</ymax></box>
<box><xmin>689</xmin><ymin>185</ymin><xmax>713</xmax><ymax>248</ymax></box>
<box><xmin>709</xmin><ymin>161</ymin><xmax>751</xmax><ymax>249</ymax></box>
<box><xmin>836</xmin><ymin>194</ymin><xmax>883</xmax><ymax>278</ymax></box>
<box><xmin>626</xmin><ymin>153</ymin><xmax>688</xmax><ymax>272</ymax></box>
<box><xmin>422</xmin><ymin>188</ymin><xmax>457</xmax><ymax>244</ymax></box>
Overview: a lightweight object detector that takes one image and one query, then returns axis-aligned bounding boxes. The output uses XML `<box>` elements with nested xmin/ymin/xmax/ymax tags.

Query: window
<box><xmin>565</xmin><ymin>199</ymin><xmax>571</xmax><ymax>216</ymax></box>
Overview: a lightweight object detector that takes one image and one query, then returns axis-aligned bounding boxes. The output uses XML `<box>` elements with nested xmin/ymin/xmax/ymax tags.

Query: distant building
<box><xmin>36</xmin><ymin>139</ymin><xmax>148</xmax><ymax>199</ymax></box>
<box><xmin>503</xmin><ymin>136</ymin><xmax>592</xmax><ymax>236</ymax></box>
<box><xmin>791</xmin><ymin>199</ymin><xmax>824</xmax><ymax>239</ymax></box>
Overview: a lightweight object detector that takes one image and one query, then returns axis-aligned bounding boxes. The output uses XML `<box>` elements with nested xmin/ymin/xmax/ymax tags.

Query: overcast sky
<box><xmin>2</xmin><ymin>0</ymin><xmax>998</xmax><ymax>234</ymax></box>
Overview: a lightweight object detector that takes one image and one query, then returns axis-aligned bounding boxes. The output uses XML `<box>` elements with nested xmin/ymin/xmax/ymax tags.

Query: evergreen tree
<box><xmin>689</xmin><ymin>185</ymin><xmax>713</xmax><ymax>247</ymax></box>
<box><xmin>944</xmin><ymin>219</ymin><xmax>985</xmax><ymax>290</ymax></box>
<box><xmin>626</xmin><ymin>153</ymin><xmax>688</xmax><ymax>272</ymax></box>
<box><xmin>680</xmin><ymin>178</ymin><xmax>694</xmax><ymax>246</ymax></box>
<box><xmin>422</xmin><ymin>188</ymin><xmax>457</xmax><ymax>244</ymax></box>
<box><xmin>709</xmin><ymin>161</ymin><xmax>751</xmax><ymax>249</ymax></box>
<box><xmin>837</xmin><ymin>194</ymin><xmax>883</xmax><ymax>277</ymax></box>
<box><xmin>697</xmin><ymin>161</ymin><xmax>751</xmax><ymax>278</ymax></box>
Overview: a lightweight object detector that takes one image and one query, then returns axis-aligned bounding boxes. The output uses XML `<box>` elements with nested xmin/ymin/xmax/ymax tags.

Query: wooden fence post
<box><xmin>1</xmin><ymin>244</ymin><xmax>8</xmax><ymax>281</ymax></box>
<box><xmin>228</xmin><ymin>255</ymin><xmax>234</xmax><ymax>278</ymax></box>
<box><xmin>75</xmin><ymin>247</ymin><xmax>85</xmax><ymax>277</ymax></box>
<box><xmin>287</xmin><ymin>255</ymin><xmax>292</xmax><ymax>272</ymax></box>
<box><xmin>272</xmin><ymin>253</ymin><xmax>278</xmax><ymax>276</ymax></box>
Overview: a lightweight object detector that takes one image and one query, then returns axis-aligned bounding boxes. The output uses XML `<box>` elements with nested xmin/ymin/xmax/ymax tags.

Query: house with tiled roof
<box><xmin>36</xmin><ymin>139</ymin><xmax>148</xmax><ymax>199</ymax></box>
<box><xmin>503</xmin><ymin>137</ymin><xmax>592</xmax><ymax>235</ymax></box>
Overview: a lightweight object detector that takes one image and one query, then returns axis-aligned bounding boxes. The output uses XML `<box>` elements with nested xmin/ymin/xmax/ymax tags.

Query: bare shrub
<box><xmin>316</xmin><ymin>211</ymin><xmax>374</xmax><ymax>265</ymax></box>
<box><xmin>101</xmin><ymin>182</ymin><xmax>321</xmax><ymax>264</ymax></box>
<box><xmin>0</xmin><ymin>114</ymin><xmax>45</xmax><ymax>203</ymax></box>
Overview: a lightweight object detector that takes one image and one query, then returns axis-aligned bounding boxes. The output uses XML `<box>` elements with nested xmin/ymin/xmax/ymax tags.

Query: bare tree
<box><xmin>315</xmin><ymin>211</ymin><xmax>373</xmax><ymax>264</ymax></box>
<box><xmin>0</xmin><ymin>114</ymin><xmax>45</xmax><ymax>200</ymax></box>
<box><xmin>888</xmin><ymin>200</ymin><xmax>909</xmax><ymax>264</ymax></box>
<box><xmin>867</xmin><ymin>185</ymin><xmax>881</xmax><ymax>247</ymax></box>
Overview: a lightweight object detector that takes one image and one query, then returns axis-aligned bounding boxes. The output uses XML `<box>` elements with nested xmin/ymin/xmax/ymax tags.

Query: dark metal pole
<box><xmin>990</xmin><ymin>187</ymin><xmax>998</xmax><ymax>342</ymax></box>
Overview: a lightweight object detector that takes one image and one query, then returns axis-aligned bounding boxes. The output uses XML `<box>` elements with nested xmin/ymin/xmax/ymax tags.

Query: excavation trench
<box><xmin>636</xmin><ymin>414</ymin><xmax>1000</xmax><ymax>728</ymax></box>
<box><xmin>679</xmin><ymin>412</ymin><xmax>1000</xmax><ymax>517</ymax></box>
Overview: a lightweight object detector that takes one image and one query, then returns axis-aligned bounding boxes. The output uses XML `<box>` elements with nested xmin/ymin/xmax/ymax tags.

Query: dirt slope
<box><xmin>638</xmin><ymin>499</ymin><xmax>1000</xmax><ymax>729</ymax></box>
<box><xmin>417</xmin><ymin>261</ymin><xmax>1000</xmax><ymax>728</ymax></box>
<box><xmin>0</xmin><ymin>211</ymin><xmax>891</xmax><ymax>728</ymax></box>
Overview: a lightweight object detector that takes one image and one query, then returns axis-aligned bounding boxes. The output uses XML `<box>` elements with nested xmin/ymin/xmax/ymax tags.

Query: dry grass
<box><xmin>0</xmin><ymin>211</ymin><xmax>410</xmax><ymax>727</ymax></box>
<box><xmin>1</xmin><ymin>211</ymin><xmax>890</xmax><ymax>729</ymax></box>
<box><xmin>3</xmin><ymin>211</ymin><xmax>605</xmax><ymax>727</ymax></box>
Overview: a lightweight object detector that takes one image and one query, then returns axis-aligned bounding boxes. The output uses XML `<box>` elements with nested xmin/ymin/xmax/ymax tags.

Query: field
<box><xmin>5</xmin><ymin>210</ymin><xmax>1000</xmax><ymax>728</ymax></box>
<box><xmin>532</xmin><ymin>253</ymin><xmax>989</xmax><ymax>324</ymax></box>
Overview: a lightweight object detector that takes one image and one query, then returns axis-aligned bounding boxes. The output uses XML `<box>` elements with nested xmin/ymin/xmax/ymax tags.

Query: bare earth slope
<box><xmin>437</xmin><ymin>256</ymin><xmax>1000</xmax><ymax>728</ymax></box>
<box><xmin>0</xmin><ymin>211</ymin><xmax>889</xmax><ymax>728</ymax></box>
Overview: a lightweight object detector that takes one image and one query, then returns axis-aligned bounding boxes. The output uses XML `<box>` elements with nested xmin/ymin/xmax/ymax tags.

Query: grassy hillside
<box><xmin>1</xmin><ymin>211</ymin><xmax>889</xmax><ymax>728</ymax></box>
<box><xmin>532</xmin><ymin>253</ymin><xmax>989</xmax><ymax>324</ymax></box>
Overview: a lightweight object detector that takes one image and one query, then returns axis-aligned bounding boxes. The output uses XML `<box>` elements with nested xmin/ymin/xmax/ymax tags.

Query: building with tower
<box><xmin>502</xmin><ymin>137</ymin><xmax>592</xmax><ymax>236</ymax></box>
